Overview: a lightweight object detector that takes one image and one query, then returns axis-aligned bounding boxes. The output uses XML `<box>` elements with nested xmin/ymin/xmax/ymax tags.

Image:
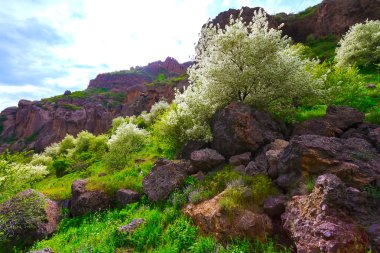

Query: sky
<box><xmin>0</xmin><ymin>0</ymin><xmax>321</xmax><ymax>111</ymax></box>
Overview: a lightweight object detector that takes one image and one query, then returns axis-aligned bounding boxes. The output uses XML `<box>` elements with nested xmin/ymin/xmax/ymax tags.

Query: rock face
<box><xmin>0</xmin><ymin>57</ymin><xmax>190</xmax><ymax>153</ymax></box>
<box><xmin>184</xmin><ymin>191</ymin><xmax>273</xmax><ymax>242</ymax></box>
<box><xmin>0</xmin><ymin>189</ymin><xmax>60</xmax><ymax>250</ymax></box>
<box><xmin>142</xmin><ymin>159</ymin><xmax>191</xmax><ymax>202</ymax></box>
<box><xmin>211</xmin><ymin>0</ymin><xmax>380</xmax><ymax>42</ymax></box>
<box><xmin>211</xmin><ymin>102</ymin><xmax>286</xmax><ymax>157</ymax></box>
<box><xmin>276</xmin><ymin>135</ymin><xmax>380</xmax><ymax>190</ymax></box>
<box><xmin>70</xmin><ymin>180</ymin><xmax>111</xmax><ymax>216</ymax></box>
<box><xmin>282</xmin><ymin>174</ymin><xmax>369</xmax><ymax>253</ymax></box>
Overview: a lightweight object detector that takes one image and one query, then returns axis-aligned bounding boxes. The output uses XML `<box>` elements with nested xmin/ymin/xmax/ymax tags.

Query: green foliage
<box><xmin>364</xmin><ymin>185</ymin><xmax>380</xmax><ymax>199</ymax></box>
<box><xmin>0</xmin><ymin>115</ymin><xmax>6</xmax><ymax>135</ymax></box>
<box><xmin>0</xmin><ymin>159</ymin><xmax>49</xmax><ymax>203</ymax></box>
<box><xmin>146</xmin><ymin>74</ymin><xmax>188</xmax><ymax>87</ymax></box>
<box><xmin>294</xmin><ymin>5</ymin><xmax>319</xmax><ymax>19</ymax></box>
<box><xmin>62</xmin><ymin>104</ymin><xmax>81</xmax><ymax>111</ymax></box>
<box><xmin>305</xmin><ymin>176</ymin><xmax>316</xmax><ymax>194</ymax></box>
<box><xmin>336</xmin><ymin>20</ymin><xmax>380</xmax><ymax>68</ymax></box>
<box><xmin>52</xmin><ymin>158</ymin><xmax>71</xmax><ymax>178</ymax></box>
<box><xmin>105</xmin><ymin>123</ymin><xmax>148</xmax><ymax>169</ymax></box>
<box><xmin>304</xmin><ymin>35</ymin><xmax>338</xmax><ymax>61</ymax></box>
<box><xmin>42</xmin><ymin>88</ymin><xmax>109</xmax><ymax>103</ymax></box>
<box><xmin>156</xmin><ymin>73</ymin><xmax>166</xmax><ymax>81</ymax></box>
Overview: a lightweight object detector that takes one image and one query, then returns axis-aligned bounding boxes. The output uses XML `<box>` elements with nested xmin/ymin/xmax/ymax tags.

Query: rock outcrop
<box><xmin>0</xmin><ymin>189</ymin><xmax>60</xmax><ymax>250</ymax></box>
<box><xmin>70</xmin><ymin>180</ymin><xmax>111</xmax><ymax>216</ymax></box>
<box><xmin>210</xmin><ymin>0</ymin><xmax>380</xmax><ymax>42</ymax></box>
<box><xmin>211</xmin><ymin>102</ymin><xmax>286</xmax><ymax>158</ymax></box>
<box><xmin>142</xmin><ymin>159</ymin><xmax>191</xmax><ymax>202</ymax></box>
<box><xmin>184</xmin><ymin>191</ymin><xmax>273</xmax><ymax>242</ymax></box>
<box><xmin>282</xmin><ymin>174</ymin><xmax>370</xmax><ymax>253</ymax></box>
<box><xmin>0</xmin><ymin>57</ymin><xmax>189</xmax><ymax>153</ymax></box>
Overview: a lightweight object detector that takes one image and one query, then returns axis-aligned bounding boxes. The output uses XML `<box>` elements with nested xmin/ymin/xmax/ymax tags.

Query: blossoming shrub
<box><xmin>336</xmin><ymin>20</ymin><xmax>380</xmax><ymax>68</ymax></box>
<box><xmin>0</xmin><ymin>160</ymin><xmax>49</xmax><ymax>202</ymax></box>
<box><xmin>105</xmin><ymin>123</ymin><xmax>148</xmax><ymax>169</ymax></box>
<box><xmin>159</xmin><ymin>10</ymin><xmax>321</xmax><ymax>143</ymax></box>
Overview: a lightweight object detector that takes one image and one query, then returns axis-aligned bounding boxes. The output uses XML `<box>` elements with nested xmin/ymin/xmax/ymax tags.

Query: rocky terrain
<box><xmin>0</xmin><ymin>57</ymin><xmax>189</xmax><ymax>152</ymax></box>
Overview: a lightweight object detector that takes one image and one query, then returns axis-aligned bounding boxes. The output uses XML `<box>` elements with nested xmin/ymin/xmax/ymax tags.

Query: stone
<box><xmin>276</xmin><ymin>135</ymin><xmax>380</xmax><ymax>190</ymax></box>
<box><xmin>211</xmin><ymin>102</ymin><xmax>285</xmax><ymax>157</ymax></box>
<box><xmin>367</xmin><ymin>83</ymin><xmax>377</xmax><ymax>89</ymax></box>
<box><xmin>265</xmin><ymin>139</ymin><xmax>289</xmax><ymax>179</ymax></box>
<box><xmin>184</xmin><ymin>191</ymin><xmax>272</xmax><ymax>241</ymax></box>
<box><xmin>177</xmin><ymin>140</ymin><xmax>209</xmax><ymax>160</ymax></box>
<box><xmin>0</xmin><ymin>189</ymin><xmax>60</xmax><ymax>250</ymax></box>
<box><xmin>142</xmin><ymin>159</ymin><xmax>190</xmax><ymax>202</ymax></box>
<box><xmin>292</xmin><ymin>106</ymin><xmax>364</xmax><ymax>137</ymax></box>
<box><xmin>229</xmin><ymin>152</ymin><xmax>251</xmax><ymax>166</ymax></box>
<box><xmin>29</xmin><ymin>248</ymin><xmax>54</xmax><ymax>253</ymax></box>
<box><xmin>263</xmin><ymin>195</ymin><xmax>286</xmax><ymax>217</ymax></box>
<box><xmin>117</xmin><ymin>218</ymin><xmax>145</xmax><ymax>234</ymax></box>
<box><xmin>282</xmin><ymin>174</ymin><xmax>369</xmax><ymax>253</ymax></box>
<box><xmin>190</xmin><ymin>148</ymin><xmax>225</xmax><ymax>171</ymax></box>
<box><xmin>70</xmin><ymin>180</ymin><xmax>111</xmax><ymax>216</ymax></box>
<box><xmin>244</xmin><ymin>161</ymin><xmax>267</xmax><ymax>176</ymax></box>
<box><xmin>116</xmin><ymin>189</ymin><xmax>141</xmax><ymax>206</ymax></box>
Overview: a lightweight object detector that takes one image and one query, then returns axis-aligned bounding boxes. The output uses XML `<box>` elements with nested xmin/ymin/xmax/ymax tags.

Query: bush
<box><xmin>52</xmin><ymin>158</ymin><xmax>71</xmax><ymax>178</ymax></box>
<box><xmin>105</xmin><ymin>123</ymin><xmax>148</xmax><ymax>169</ymax></box>
<box><xmin>336</xmin><ymin>20</ymin><xmax>380</xmax><ymax>68</ymax></box>
<box><xmin>159</xmin><ymin>10</ymin><xmax>321</xmax><ymax>143</ymax></box>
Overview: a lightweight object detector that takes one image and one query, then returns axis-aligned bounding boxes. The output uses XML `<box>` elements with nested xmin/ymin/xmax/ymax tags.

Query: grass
<box><xmin>31</xmin><ymin>203</ymin><xmax>292</xmax><ymax>253</ymax></box>
<box><xmin>294</xmin><ymin>105</ymin><xmax>327</xmax><ymax>122</ymax></box>
<box><xmin>304</xmin><ymin>35</ymin><xmax>338</xmax><ymax>61</ymax></box>
<box><xmin>145</xmin><ymin>74</ymin><xmax>188</xmax><ymax>87</ymax></box>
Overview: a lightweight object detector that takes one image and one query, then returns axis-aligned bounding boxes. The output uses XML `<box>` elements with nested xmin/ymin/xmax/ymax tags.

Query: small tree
<box><xmin>336</xmin><ymin>20</ymin><xmax>380</xmax><ymax>68</ymax></box>
<box><xmin>105</xmin><ymin>123</ymin><xmax>148</xmax><ymax>169</ymax></box>
<box><xmin>161</xmin><ymin>10</ymin><xmax>321</xmax><ymax>142</ymax></box>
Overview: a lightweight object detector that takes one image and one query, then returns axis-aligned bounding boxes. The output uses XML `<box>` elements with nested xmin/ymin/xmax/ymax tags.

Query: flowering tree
<box><xmin>336</xmin><ymin>20</ymin><xmax>380</xmax><ymax>68</ymax></box>
<box><xmin>161</xmin><ymin>10</ymin><xmax>321</xmax><ymax>142</ymax></box>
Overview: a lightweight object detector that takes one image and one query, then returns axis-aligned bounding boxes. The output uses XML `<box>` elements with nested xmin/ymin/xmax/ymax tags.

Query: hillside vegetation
<box><xmin>0</xmin><ymin>8</ymin><xmax>379</xmax><ymax>253</ymax></box>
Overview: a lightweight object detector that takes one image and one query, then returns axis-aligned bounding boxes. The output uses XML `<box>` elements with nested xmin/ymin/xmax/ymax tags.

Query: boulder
<box><xmin>116</xmin><ymin>189</ymin><xmax>141</xmax><ymax>206</ymax></box>
<box><xmin>184</xmin><ymin>191</ymin><xmax>272</xmax><ymax>242</ymax></box>
<box><xmin>190</xmin><ymin>148</ymin><xmax>225</xmax><ymax>171</ymax></box>
<box><xmin>244</xmin><ymin>161</ymin><xmax>267</xmax><ymax>176</ymax></box>
<box><xmin>0</xmin><ymin>189</ymin><xmax>59</xmax><ymax>250</ymax></box>
<box><xmin>263</xmin><ymin>195</ymin><xmax>286</xmax><ymax>217</ymax></box>
<box><xmin>177</xmin><ymin>140</ymin><xmax>209</xmax><ymax>159</ymax></box>
<box><xmin>142</xmin><ymin>159</ymin><xmax>190</xmax><ymax>202</ymax></box>
<box><xmin>282</xmin><ymin>174</ymin><xmax>369</xmax><ymax>253</ymax></box>
<box><xmin>369</xmin><ymin>127</ymin><xmax>380</xmax><ymax>151</ymax></box>
<box><xmin>265</xmin><ymin>139</ymin><xmax>289</xmax><ymax>179</ymax></box>
<box><xmin>70</xmin><ymin>180</ymin><xmax>111</xmax><ymax>216</ymax></box>
<box><xmin>292</xmin><ymin>106</ymin><xmax>364</xmax><ymax>137</ymax></box>
<box><xmin>229</xmin><ymin>152</ymin><xmax>251</xmax><ymax>166</ymax></box>
<box><xmin>211</xmin><ymin>102</ymin><xmax>285</xmax><ymax>157</ymax></box>
<box><xmin>276</xmin><ymin>135</ymin><xmax>380</xmax><ymax>190</ymax></box>
<box><xmin>117</xmin><ymin>218</ymin><xmax>145</xmax><ymax>234</ymax></box>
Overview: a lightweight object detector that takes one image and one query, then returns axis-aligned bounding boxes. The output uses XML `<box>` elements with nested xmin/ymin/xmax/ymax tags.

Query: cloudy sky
<box><xmin>0</xmin><ymin>0</ymin><xmax>321</xmax><ymax>111</ymax></box>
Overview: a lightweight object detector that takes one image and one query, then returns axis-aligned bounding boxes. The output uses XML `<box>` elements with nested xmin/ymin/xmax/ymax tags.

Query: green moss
<box><xmin>62</xmin><ymin>104</ymin><xmax>81</xmax><ymax>111</ymax></box>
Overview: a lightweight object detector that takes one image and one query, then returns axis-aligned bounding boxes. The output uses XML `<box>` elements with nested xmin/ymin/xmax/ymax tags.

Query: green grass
<box><xmin>31</xmin><ymin>203</ymin><xmax>291</xmax><ymax>253</ymax></box>
<box><xmin>62</xmin><ymin>104</ymin><xmax>82</xmax><ymax>111</ymax></box>
<box><xmin>145</xmin><ymin>74</ymin><xmax>188</xmax><ymax>87</ymax></box>
<box><xmin>294</xmin><ymin>105</ymin><xmax>327</xmax><ymax>122</ymax></box>
<box><xmin>42</xmin><ymin>88</ymin><xmax>110</xmax><ymax>103</ymax></box>
<box><xmin>304</xmin><ymin>35</ymin><xmax>338</xmax><ymax>61</ymax></box>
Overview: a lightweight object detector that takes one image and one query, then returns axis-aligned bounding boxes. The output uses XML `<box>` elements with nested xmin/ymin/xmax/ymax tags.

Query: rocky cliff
<box><xmin>0</xmin><ymin>57</ymin><xmax>189</xmax><ymax>152</ymax></box>
<box><xmin>211</xmin><ymin>0</ymin><xmax>380</xmax><ymax>42</ymax></box>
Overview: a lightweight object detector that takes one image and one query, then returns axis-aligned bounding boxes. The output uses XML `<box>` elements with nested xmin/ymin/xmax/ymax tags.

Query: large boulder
<box><xmin>142</xmin><ymin>159</ymin><xmax>191</xmax><ymax>202</ymax></box>
<box><xmin>70</xmin><ymin>180</ymin><xmax>111</xmax><ymax>216</ymax></box>
<box><xmin>276</xmin><ymin>135</ymin><xmax>380</xmax><ymax>190</ymax></box>
<box><xmin>190</xmin><ymin>148</ymin><xmax>225</xmax><ymax>171</ymax></box>
<box><xmin>184</xmin><ymin>191</ymin><xmax>272</xmax><ymax>242</ymax></box>
<box><xmin>282</xmin><ymin>174</ymin><xmax>369</xmax><ymax>253</ymax></box>
<box><xmin>229</xmin><ymin>152</ymin><xmax>251</xmax><ymax>166</ymax></box>
<box><xmin>265</xmin><ymin>139</ymin><xmax>289</xmax><ymax>179</ymax></box>
<box><xmin>0</xmin><ymin>189</ymin><xmax>60</xmax><ymax>250</ymax></box>
<box><xmin>292</xmin><ymin>106</ymin><xmax>364</xmax><ymax>137</ymax></box>
<box><xmin>211</xmin><ymin>102</ymin><xmax>286</xmax><ymax>157</ymax></box>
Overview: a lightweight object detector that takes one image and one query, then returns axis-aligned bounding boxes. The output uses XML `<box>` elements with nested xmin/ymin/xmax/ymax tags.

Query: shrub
<box><xmin>140</xmin><ymin>100</ymin><xmax>170</xmax><ymax>125</ymax></box>
<box><xmin>0</xmin><ymin>160</ymin><xmax>49</xmax><ymax>202</ymax></box>
<box><xmin>51</xmin><ymin>158</ymin><xmax>71</xmax><ymax>178</ymax></box>
<box><xmin>160</xmin><ymin>10</ymin><xmax>321</xmax><ymax>143</ymax></box>
<box><xmin>105</xmin><ymin>123</ymin><xmax>148</xmax><ymax>169</ymax></box>
<box><xmin>336</xmin><ymin>20</ymin><xmax>380</xmax><ymax>68</ymax></box>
